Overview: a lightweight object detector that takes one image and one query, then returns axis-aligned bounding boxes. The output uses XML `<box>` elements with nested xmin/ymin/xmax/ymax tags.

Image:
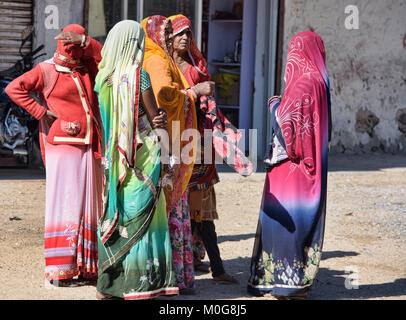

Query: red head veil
<box><xmin>278</xmin><ymin>31</ymin><xmax>330</xmax><ymax>171</ymax></box>
<box><xmin>169</xmin><ymin>14</ymin><xmax>210</xmax><ymax>85</ymax></box>
<box><xmin>169</xmin><ymin>15</ymin><xmax>253</xmax><ymax>177</ymax></box>
<box><xmin>53</xmin><ymin>24</ymin><xmax>87</xmax><ymax>68</ymax></box>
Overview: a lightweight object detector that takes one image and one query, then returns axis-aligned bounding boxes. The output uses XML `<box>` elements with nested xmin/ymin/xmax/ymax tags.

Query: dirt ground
<box><xmin>0</xmin><ymin>154</ymin><xmax>405</xmax><ymax>300</ymax></box>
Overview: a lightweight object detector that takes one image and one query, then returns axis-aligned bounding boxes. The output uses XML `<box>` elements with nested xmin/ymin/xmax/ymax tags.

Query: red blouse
<box><xmin>5</xmin><ymin>38</ymin><xmax>103</xmax><ymax>158</ymax></box>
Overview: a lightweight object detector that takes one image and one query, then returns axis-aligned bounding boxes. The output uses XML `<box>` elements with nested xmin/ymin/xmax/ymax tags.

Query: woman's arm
<box><xmin>54</xmin><ymin>32</ymin><xmax>103</xmax><ymax>77</ymax></box>
<box><xmin>54</xmin><ymin>32</ymin><xmax>102</xmax><ymax>62</ymax></box>
<box><xmin>5</xmin><ymin>65</ymin><xmax>48</xmax><ymax>120</ymax></box>
<box><xmin>140</xmin><ymin>87</ymin><xmax>166</xmax><ymax>129</ymax></box>
<box><xmin>189</xmin><ymin>80</ymin><xmax>215</xmax><ymax>98</ymax></box>
<box><xmin>81</xmin><ymin>37</ymin><xmax>103</xmax><ymax>70</ymax></box>
<box><xmin>140</xmin><ymin>87</ymin><xmax>172</xmax><ymax>159</ymax></box>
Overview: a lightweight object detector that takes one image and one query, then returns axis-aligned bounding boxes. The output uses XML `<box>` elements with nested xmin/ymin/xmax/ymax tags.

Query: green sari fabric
<box><xmin>95</xmin><ymin>20</ymin><xmax>178</xmax><ymax>299</ymax></box>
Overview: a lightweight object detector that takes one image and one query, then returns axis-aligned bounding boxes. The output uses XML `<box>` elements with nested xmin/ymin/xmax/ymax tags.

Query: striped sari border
<box><xmin>247</xmin><ymin>281</ymin><xmax>312</xmax><ymax>290</ymax></box>
<box><xmin>124</xmin><ymin>287</ymin><xmax>179</xmax><ymax>300</ymax></box>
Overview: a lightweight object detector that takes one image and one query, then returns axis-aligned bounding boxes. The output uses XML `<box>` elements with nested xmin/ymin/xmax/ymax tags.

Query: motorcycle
<box><xmin>0</xmin><ymin>26</ymin><xmax>46</xmax><ymax>166</ymax></box>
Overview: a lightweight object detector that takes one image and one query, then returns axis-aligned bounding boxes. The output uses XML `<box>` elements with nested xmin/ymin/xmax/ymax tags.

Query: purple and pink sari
<box><xmin>248</xmin><ymin>31</ymin><xmax>331</xmax><ymax>297</ymax></box>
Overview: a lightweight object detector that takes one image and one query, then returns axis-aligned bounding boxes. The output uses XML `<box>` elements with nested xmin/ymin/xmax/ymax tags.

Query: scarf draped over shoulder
<box><xmin>269</xmin><ymin>31</ymin><xmax>331</xmax><ymax>194</ymax></box>
<box><xmin>95</xmin><ymin>20</ymin><xmax>145</xmax><ymax>244</ymax></box>
<box><xmin>141</xmin><ymin>15</ymin><xmax>197</xmax><ymax>213</ymax></box>
<box><xmin>169</xmin><ymin>14</ymin><xmax>253</xmax><ymax>177</ymax></box>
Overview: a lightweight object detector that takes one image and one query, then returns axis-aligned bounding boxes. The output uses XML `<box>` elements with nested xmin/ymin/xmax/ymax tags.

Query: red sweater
<box><xmin>5</xmin><ymin>38</ymin><xmax>103</xmax><ymax>158</ymax></box>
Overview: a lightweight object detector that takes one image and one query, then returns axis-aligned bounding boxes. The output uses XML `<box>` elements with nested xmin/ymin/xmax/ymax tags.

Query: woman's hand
<box><xmin>44</xmin><ymin>110</ymin><xmax>58</xmax><ymax>124</ymax></box>
<box><xmin>54</xmin><ymin>32</ymin><xmax>86</xmax><ymax>46</ymax></box>
<box><xmin>152</xmin><ymin>108</ymin><xmax>168</xmax><ymax>129</ymax></box>
<box><xmin>192</xmin><ymin>81</ymin><xmax>215</xmax><ymax>97</ymax></box>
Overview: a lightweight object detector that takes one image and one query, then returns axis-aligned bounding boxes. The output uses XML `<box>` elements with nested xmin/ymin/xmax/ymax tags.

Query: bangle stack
<box><xmin>187</xmin><ymin>87</ymin><xmax>197</xmax><ymax>100</ymax></box>
<box><xmin>80</xmin><ymin>34</ymin><xmax>87</xmax><ymax>47</ymax></box>
<box><xmin>169</xmin><ymin>155</ymin><xmax>180</xmax><ymax>168</ymax></box>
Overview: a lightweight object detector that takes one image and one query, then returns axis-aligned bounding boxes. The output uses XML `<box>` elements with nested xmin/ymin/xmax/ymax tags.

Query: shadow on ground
<box><xmin>321</xmin><ymin>250</ymin><xmax>359</xmax><ymax>260</ymax></box>
<box><xmin>327</xmin><ymin>154</ymin><xmax>406</xmax><ymax>172</ymax></box>
<box><xmin>311</xmin><ymin>270</ymin><xmax>406</xmax><ymax>300</ymax></box>
<box><xmin>174</xmin><ymin>250</ymin><xmax>406</xmax><ymax>300</ymax></box>
<box><xmin>217</xmin><ymin>233</ymin><xmax>255</xmax><ymax>244</ymax></box>
<box><xmin>0</xmin><ymin>167</ymin><xmax>45</xmax><ymax>180</ymax></box>
<box><xmin>310</xmin><ymin>250</ymin><xmax>406</xmax><ymax>300</ymax></box>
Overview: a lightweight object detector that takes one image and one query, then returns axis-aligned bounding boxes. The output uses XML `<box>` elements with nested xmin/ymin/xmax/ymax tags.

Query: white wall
<box><xmin>281</xmin><ymin>0</ymin><xmax>406</xmax><ymax>154</ymax></box>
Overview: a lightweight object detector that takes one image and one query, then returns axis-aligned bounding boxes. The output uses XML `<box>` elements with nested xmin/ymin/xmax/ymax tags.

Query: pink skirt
<box><xmin>44</xmin><ymin>143</ymin><xmax>102</xmax><ymax>280</ymax></box>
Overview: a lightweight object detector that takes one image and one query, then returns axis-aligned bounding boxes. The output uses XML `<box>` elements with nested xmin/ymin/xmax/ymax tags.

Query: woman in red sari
<box><xmin>6</xmin><ymin>25</ymin><xmax>103</xmax><ymax>287</ymax></box>
<box><xmin>168</xmin><ymin>14</ymin><xmax>240</xmax><ymax>284</ymax></box>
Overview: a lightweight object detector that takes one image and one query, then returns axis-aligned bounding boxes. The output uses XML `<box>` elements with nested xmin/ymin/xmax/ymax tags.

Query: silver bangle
<box><xmin>169</xmin><ymin>155</ymin><xmax>179</xmax><ymax>167</ymax></box>
<box><xmin>80</xmin><ymin>34</ymin><xmax>86</xmax><ymax>47</ymax></box>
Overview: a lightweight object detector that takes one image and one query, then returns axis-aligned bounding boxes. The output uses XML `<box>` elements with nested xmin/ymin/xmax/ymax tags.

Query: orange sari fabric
<box><xmin>141</xmin><ymin>16</ymin><xmax>197</xmax><ymax>213</ymax></box>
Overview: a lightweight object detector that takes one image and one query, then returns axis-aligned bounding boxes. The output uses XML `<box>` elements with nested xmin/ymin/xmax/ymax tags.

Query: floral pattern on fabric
<box><xmin>168</xmin><ymin>192</ymin><xmax>195</xmax><ymax>290</ymax></box>
<box><xmin>253</xmin><ymin>243</ymin><xmax>322</xmax><ymax>291</ymax></box>
<box><xmin>199</xmin><ymin>96</ymin><xmax>253</xmax><ymax>177</ymax></box>
<box><xmin>257</xmin><ymin>251</ymin><xmax>275</xmax><ymax>285</ymax></box>
<box><xmin>302</xmin><ymin>244</ymin><xmax>322</xmax><ymax>285</ymax></box>
<box><xmin>44</xmin><ymin>144</ymin><xmax>101</xmax><ymax>281</ymax></box>
<box><xmin>192</xmin><ymin>230</ymin><xmax>206</xmax><ymax>262</ymax></box>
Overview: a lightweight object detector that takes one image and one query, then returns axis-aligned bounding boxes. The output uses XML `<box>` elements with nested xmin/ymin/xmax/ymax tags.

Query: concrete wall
<box><xmin>33</xmin><ymin>0</ymin><xmax>85</xmax><ymax>63</ymax></box>
<box><xmin>281</xmin><ymin>0</ymin><xmax>406</xmax><ymax>154</ymax></box>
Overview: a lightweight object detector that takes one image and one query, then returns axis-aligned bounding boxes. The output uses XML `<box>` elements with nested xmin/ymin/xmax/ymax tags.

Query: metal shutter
<box><xmin>0</xmin><ymin>0</ymin><xmax>33</xmax><ymax>71</ymax></box>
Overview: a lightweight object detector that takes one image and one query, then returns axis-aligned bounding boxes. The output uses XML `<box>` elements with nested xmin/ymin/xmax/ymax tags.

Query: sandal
<box><xmin>194</xmin><ymin>261</ymin><xmax>211</xmax><ymax>273</ymax></box>
<box><xmin>212</xmin><ymin>273</ymin><xmax>239</xmax><ymax>285</ymax></box>
<box><xmin>49</xmin><ymin>279</ymin><xmax>78</xmax><ymax>288</ymax></box>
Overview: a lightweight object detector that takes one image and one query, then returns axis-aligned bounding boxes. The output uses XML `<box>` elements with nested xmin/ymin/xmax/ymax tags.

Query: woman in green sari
<box><xmin>94</xmin><ymin>20</ymin><xmax>179</xmax><ymax>300</ymax></box>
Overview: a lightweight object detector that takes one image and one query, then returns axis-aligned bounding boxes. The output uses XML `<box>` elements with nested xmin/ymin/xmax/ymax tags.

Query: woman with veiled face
<box><xmin>6</xmin><ymin>24</ymin><xmax>103</xmax><ymax>288</ymax></box>
<box><xmin>95</xmin><ymin>20</ymin><xmax>178</xmax><ymax>300</ymax></box>
<box><xmin>247</xmin><ymin>31</ymin><xmax>332</xmax><ymax>300</ymax></box>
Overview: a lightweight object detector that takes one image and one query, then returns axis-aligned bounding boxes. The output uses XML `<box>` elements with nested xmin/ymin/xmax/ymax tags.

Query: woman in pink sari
<box><xmin>247</xmin><ymin>31</ymin><xmax>331</xmax><ymax>299</ymax></box>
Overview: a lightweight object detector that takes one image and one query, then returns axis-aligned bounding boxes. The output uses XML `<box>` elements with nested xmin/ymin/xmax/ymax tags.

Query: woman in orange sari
<box><xmin>141</xmin><ymin>15</ymin><xmax>198</xmax><ymax>294</ymax></box>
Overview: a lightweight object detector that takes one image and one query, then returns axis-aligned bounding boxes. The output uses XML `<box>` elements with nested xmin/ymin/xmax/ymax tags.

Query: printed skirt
<box><xmin>168</xmin><ymin>191</ymin><xmax>195</xmax><ymax>290</ymax></box>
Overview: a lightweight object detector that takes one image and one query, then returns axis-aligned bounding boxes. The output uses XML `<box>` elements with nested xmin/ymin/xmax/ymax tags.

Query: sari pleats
<box><xmin>44</xmin><ymin>143</ymin><xmax>101</xmax><ymax>280</ymax></box>
<box><xmin>97</xmin><ymin>114</ymin><xmax>179</xmax><ymax>299</ymax></box>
